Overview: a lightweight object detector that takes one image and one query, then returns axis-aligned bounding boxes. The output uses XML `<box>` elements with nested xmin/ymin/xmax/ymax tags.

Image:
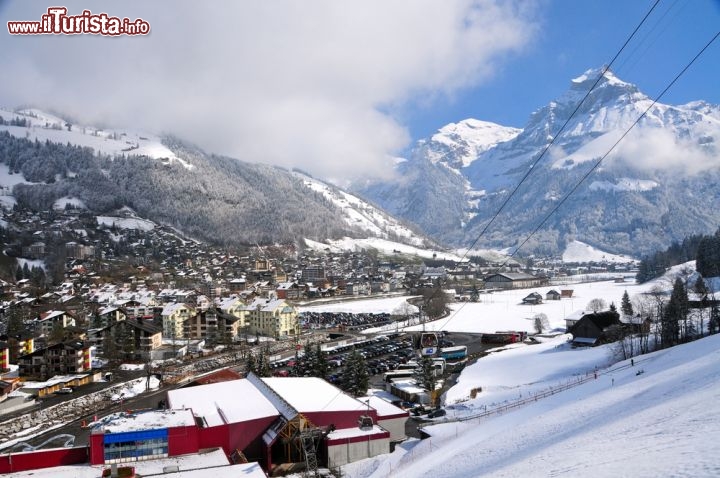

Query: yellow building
<box><xmin>245</xmin><ymin>298</ymin><xmax>298</xmax><ymax>338</ymax></box>
<box><xmin>161</xmin><ymin>303</ymin><xmax>195</xmax><ymax>339</ymax></box>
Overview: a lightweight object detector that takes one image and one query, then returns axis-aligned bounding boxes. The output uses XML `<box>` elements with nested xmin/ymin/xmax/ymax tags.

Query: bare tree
<box><xmin>422</xmin><ymin>285</ymin><xmax>449</xmax><ymax>321</ymax></box>
<box><xmin>533</xmin><ymin>313</ymin><xmax>550</xmax><ymax>334</ymax></box>
<box><xmin>586</xmin><ymin>298</ymin><xmax>608</xmax><ymax>312</ymax></box>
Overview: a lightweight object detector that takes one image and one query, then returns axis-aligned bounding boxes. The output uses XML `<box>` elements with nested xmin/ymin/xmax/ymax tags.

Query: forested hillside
<box><xmin>0</xmin><ymin>132</ymin><xmax>363</xmax><ymax>245</ymax></box>
<box><xmin>636</xmin><ymin>229</ymin><xmax>720</xmax><ymax>283</ymax></box>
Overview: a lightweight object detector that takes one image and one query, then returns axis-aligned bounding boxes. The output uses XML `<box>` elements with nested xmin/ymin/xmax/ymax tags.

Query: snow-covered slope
<box><xmin>348</xmin><ymin>334</ymin><xmax>720</xmax><ymax>478</ymax></box>
<box><xmin>295</xmin><ymin>172</ymin><xmax>431</xmax><ymax>248</ymax></box>
<box><xmin>304</xmin><ymin>236</ymin><xmax>462</xmax><ymax>261</ymax></box>
<box><xmin>0</xmin><ymin>107</ymin><xmax>193</xmax><ymax>169</ymax></box>
<box><xmin>562</xmin><ymin>240</ymin><xmax>636</xmax><ymax>263</ymax></box>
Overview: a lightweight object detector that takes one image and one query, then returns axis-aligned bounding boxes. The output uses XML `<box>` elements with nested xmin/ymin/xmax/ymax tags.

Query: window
<box><xmin>103</xmin><ymin>429</ymin><xmax>169</xmax><ymax>463</ymax></box>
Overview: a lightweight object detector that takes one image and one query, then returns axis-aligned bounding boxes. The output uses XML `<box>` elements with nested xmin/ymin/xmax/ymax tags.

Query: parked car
<box><xmin>56</xmin><ymin>387</ymin><xmax>73</xmax><ymax>394</ymax></box>
<box><xmin>428</xmin><ymin>408</ymin><xmax>446</xmax><ymax>418</ymax></box>
<box><xmin>411</xmin><ymin>405</ymin><xmax>430</xmax><ymax>416</ymax></box>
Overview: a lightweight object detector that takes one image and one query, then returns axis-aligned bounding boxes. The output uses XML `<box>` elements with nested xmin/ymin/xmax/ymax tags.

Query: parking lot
<box><xmin>272</xmin><ymin>330</ymin><xmax>487</xmax><ymax>393</ymax></box>
<box><xmin>299</xmin><ymin>311</ymin><xmax>394</xmax><ymax>331</ymax></box>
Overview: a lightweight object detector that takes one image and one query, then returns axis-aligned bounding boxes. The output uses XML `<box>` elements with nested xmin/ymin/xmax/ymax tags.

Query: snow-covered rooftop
<box><xmin>359</xmin><ymin>395</ymin><xmax>407</xmax><ymax>419</ymax></box>
<box><xmin>94</xmin><ymin>409</ymin><xmax>196</xmax><ymax>434</ymax></box>
<box><xmin>167</xmin><ymin>379</ymin><xmax>278</xmax><ymax>427</ymax></box>
<box><xmin>327</xmin><ymin>424</ymin><xmax>388</xmax><ymax>441</ymax></box>
<box><xmin>262</xmin><ymin>377</ymin><xmax>369</xmax><ymax>413</ymax></box>
<box><xmin>1</xmin><ymin>447</ymin><xmax>265</xmax><ymax>478</ymax></box>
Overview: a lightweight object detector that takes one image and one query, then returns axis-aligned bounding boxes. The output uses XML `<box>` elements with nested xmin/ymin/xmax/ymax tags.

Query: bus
<box><xmin>383</xmin><ymin>370</ymin><xmax>416</xmax><ymax>383</ymax></box>
<box><xmin>440</xmin><ymin>346</ymin><xmax>468</xmax><ymax>361</ymax></box>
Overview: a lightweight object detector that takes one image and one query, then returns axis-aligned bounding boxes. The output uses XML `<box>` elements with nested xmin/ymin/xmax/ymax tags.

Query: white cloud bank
<box><xmin>0</xmin><ymin>0</ymin><xmax>537</xmax><ymax>181</ymax></box>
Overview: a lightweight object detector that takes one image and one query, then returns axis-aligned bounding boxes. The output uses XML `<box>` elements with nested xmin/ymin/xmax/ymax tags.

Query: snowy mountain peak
<box><xmin>560</xmin><ymin>67</ymin><xmax>644</xmax><ymax>107</ymax></box>
<box><xmin>571</xmin><ymin>66</ymin><xmax>631</xmax><ymax>88</ymax></box>
<box><xmin>421</xmin><ymin>118</ymin><xmax>521</xmax><ymax>169</ymax></box>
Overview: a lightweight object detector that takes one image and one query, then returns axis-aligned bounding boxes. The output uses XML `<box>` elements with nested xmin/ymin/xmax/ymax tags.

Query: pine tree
<box><xmin>313</xmin><ymin>344</ymin><xmax>329</xmax><ymax>380</ymax></box>
<box><xmin>246</xmin><ymin>351</ymin><xmax>257</xmax><ymax>375</ymax></box>
<box><xmin>341</xmin><ymin>349</ymin><xmax>368</xmax><ymax>397</ymax></box>
<box><xmin>48</xmin><ymin>322</ymin><xmax>67</xmax><ymax>344</ymax></box>
<box><xmin>662</xmin><ymin>277</ymin><xmax>688</xmax><ymax>347</ymax></box>
<box><xmin>302</xmin><ymin>343</ymin><xmax>315</xmax><ymax>376</ymax></box>
<box><xmin>414</xmin><ymin>356</ymin><xmax>436</xmax><ymax>395</ymax></box>
<box><xmin>694</xmin><ymin>276</ymin><xmax>708</xmax><ymax>296</ymax></box>
<box><xmin>609</xmin><ymin>302</ymin><xmax>617</xmax><ymax>313</ymax></box>
<box><xmin>621</xmin><ymin>290</ymin><xmax>634</xmax><ymax>317</ymax></box>
<box><xmin>119</xmin><ymin>326</ymin><xmax>137</xmax><ymax>360</ymax></box>
<box><xmin>709</xmin><ymin>303</ymin><xmax>720</xmax><ymax>335</ymax></box>
<box><xmin>256</xmin><ymin>350</ymin><xmax>271</xmax><ymax>377</ymax></box>
<box><xmin>5</xmin><ymin>306</ymin><xmax>25</xmax><ymax>338</ymax></box>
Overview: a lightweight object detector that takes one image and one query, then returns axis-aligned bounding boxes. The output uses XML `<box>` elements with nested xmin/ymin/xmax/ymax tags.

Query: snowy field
<box><xmin>562</xmin><ymin>239</ymin><xmax>637</xmax><ymax>263</ymax></box>
<box><xmin>301</xmin><ymin>278</ymin><xmax>651</xmax><ymax>336</ymax></box>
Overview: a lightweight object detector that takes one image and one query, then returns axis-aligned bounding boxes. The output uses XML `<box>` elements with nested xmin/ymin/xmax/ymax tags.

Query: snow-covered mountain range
<box><xmin>0</xmin><ymin>107</ymin><xmax>435</xmax><ymax>250</ymax></box>
<box><xmin>355</xmin><ymin>68</ymin><xmax>720</xmax><ymax>257</ymax></box>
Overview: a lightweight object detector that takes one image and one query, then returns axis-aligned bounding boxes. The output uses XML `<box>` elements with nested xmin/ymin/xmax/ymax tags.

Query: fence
<box><xmin>419</xmin><ymin>358</ymin><xmax>644</xmax><ymax>429</ymax></box>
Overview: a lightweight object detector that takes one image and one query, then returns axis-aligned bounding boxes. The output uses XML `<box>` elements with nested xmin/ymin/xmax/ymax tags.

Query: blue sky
<box><xmin>1</xmin><ymin>1</ymin><xmax>719</xmax><ymax>181</ymax></box>
<box><xmin>401</xmin><ymin>0</ymin><xmax>720</xmax><ymax>138</ymax></box>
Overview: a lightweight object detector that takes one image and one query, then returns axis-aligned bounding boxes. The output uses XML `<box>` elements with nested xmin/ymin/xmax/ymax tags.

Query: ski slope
<box><xmin>345</xmin><ymin>334</ymin><xmax>720</xmax><ymax>478</ymax></box>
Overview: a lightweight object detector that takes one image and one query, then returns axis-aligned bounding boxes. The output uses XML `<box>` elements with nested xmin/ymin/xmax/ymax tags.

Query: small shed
<box><xmin>545</xmin><ymin>290</ymin><xmax>561</xmax><ymax>301</ymax></box>
<box><xmin>522</xmin><ymin>292</ymin><xmax>543</xmax><ymax>305</ymax></box>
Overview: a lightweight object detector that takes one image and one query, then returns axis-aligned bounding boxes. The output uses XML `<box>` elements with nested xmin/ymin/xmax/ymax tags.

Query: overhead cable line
<box><xmin>615</xmin><ymin>0</ymin><xmax>690</xmax><ymax>76</ymax></box>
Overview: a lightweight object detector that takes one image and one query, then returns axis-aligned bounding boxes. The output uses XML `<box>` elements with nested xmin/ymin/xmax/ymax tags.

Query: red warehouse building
<box><xmin>87</xmin><ymin>374</ymin><xmax>407</xmax><ymax>473</ymax></box>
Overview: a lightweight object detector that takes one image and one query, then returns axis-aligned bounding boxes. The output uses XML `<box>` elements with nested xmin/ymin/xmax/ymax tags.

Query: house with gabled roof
<box><xmin>275</xmin><ymin>281</ymin><xmax>301</xmax><ymax>300</ymax></box>
<box><xmin>161</xmin><ymin>303</ymin><xmax>195</xmax><ymax>339</ymax></box>
<box><xmin>545</xmin><ymin>289</ymin><xmax>561</xmax><ymax>301</ymax></box>
<box><xmin>99</xmin><ymin>318</ymin><xmax>163</xmax><ymax>361</ymax></box>
<box><xmin>522</xmin><ymin>292</ymin><xmax>543</xmax><ymax>305</ymax></box>
<box><xmin>96</xmin><ymin>305</ymin><xmax>127</xmax><ymax>327</ymax></box>
<box><xmin>484</xmin><ymin>272</ymin><xmax>545</xmax><ymax>290</ymax></box>
<box><xmin>567</xmin><ymin>310</ymin><xmax>621</xmax><ymax>346</ymax></box>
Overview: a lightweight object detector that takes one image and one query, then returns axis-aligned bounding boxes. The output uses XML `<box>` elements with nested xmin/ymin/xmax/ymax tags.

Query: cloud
<box><xmin>0</xmin><ymin>0</ymin><xmax>536</xmax><ymax>181</ymax></box>
<box><xmin>611</xmin><ymin>124</ymin><xmax>720</xmax><ymax>175</ymax></box>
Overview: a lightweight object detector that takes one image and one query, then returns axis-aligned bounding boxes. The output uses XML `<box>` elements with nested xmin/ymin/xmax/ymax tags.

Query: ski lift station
<box><xmin>0</xmin><ymin>373</ymin><xmax>409</xmax><ymax>476</ymax></box>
